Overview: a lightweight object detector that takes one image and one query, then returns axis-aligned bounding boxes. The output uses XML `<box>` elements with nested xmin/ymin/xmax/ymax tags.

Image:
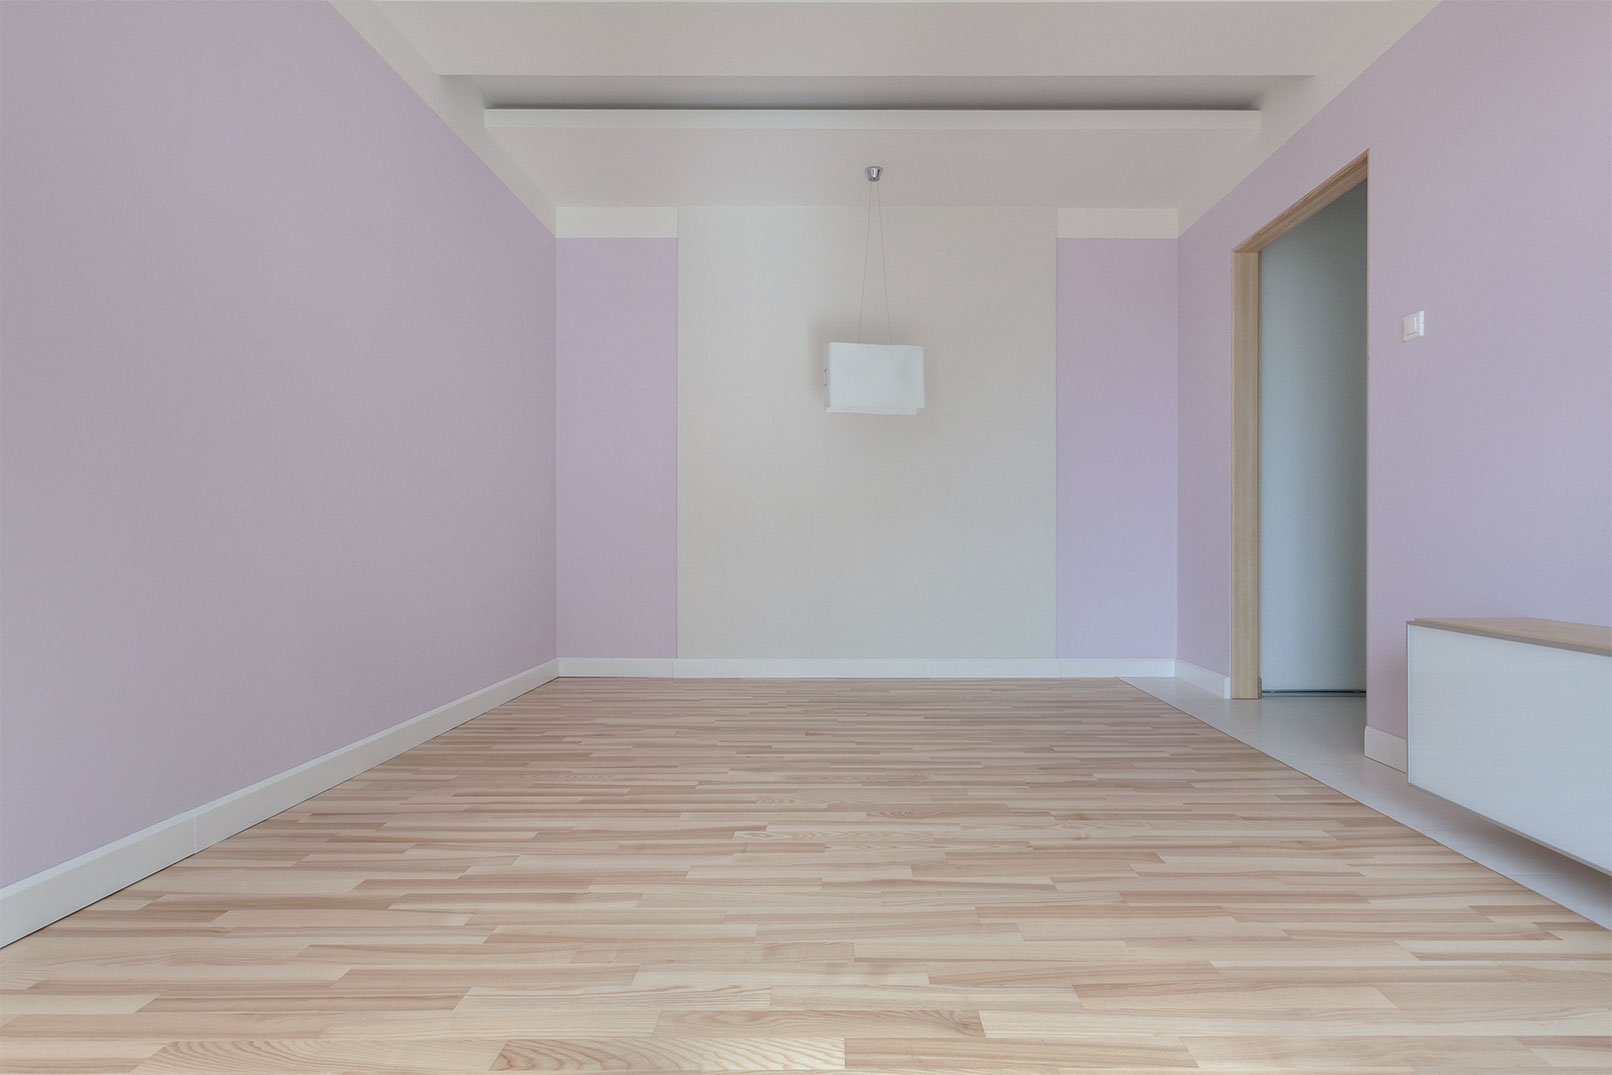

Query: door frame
<box><xmin>1230</xmin><ymin>151</ymin><xmax>1368</xmax><ymax>699</ymax></box>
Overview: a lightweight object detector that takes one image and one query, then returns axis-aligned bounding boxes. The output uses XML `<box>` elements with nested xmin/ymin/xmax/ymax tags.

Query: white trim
<box><xmin>1363</xmin><ymin>725</ymin><xmax>1408</xmax><ymax>772</ymax></box>
<box><xmin>377</xmin><ymin>1</ymin><xmax>1423</xmax><ymax>4</ymax></box>
<box><xmin>555</xmin><ymin>657</ymin><xmax>1175</xmax><ymax>679</ymax></box>
<box><xmin>674</xmin><ymin>658</ymin><xmax>1063</xmax><ymax>678</ymax></box>
<box><xmin>0</xmin><ymin>661</ymin><xmax>559</xmax><ymax>947</ymax></box>
<box><xmin>1173</xmin><ymin>659</ymin><xmax>1232</xmax><ymax>698</ymax></box>
<box><xmin>1057</xmin><ymin>208</ymin><xmax>1179</xmax><ymax>239</ymax></box>
<box><xmin>559</xmin><ymin>657</ymin><xmax>677</xmax><ymax>677</ymax></box>
<box><xmin>331</xmin><ymin>1</ymin><xmax>558</xmax><ymax>232</ymax></box>
<box><xmin>489</xmin><ymin>109</ymin><xmax>1262</xmax><ymax>134</ymax></box>
<box><xmin>556</xmin><ymin>208</ymin><xmax>678</xmax><ymax>239</ymax></box>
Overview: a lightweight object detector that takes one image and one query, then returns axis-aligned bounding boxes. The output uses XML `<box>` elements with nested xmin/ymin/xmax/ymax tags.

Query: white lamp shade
<box><xmin>825</xmin><ymin>342</ymin><xmax>925</xmax><ymax>415</ymax></box>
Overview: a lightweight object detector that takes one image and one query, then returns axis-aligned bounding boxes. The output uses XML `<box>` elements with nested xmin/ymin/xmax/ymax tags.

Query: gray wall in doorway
<box><xmin>1259</xmin><ymin>181</ymin><xmax>1368</xmax><ymax>691</ymax></box>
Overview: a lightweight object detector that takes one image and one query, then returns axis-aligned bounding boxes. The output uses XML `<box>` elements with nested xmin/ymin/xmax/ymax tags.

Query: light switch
<box><xmin>1402</xmin><ymin>311</ymin><xmax>1425</xmax><ymax>340</ymax></box>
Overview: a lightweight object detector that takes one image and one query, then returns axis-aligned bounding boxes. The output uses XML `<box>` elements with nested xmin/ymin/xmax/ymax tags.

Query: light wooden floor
<box><xmin>2</xmin><ymin>679</ymin><xmax>1608</xmax><ymax>1073</ymax></box>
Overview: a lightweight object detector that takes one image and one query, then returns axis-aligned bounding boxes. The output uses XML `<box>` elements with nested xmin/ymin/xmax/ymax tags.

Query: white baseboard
<box><xmin>0</xmin><ymin>660</ymin><xmax>559</xmax><ymax>947</ymax></box>
<box><xmin>671</xmin><ymin>658</ymin><xmax>1065</xmax><ymax>678</ymax></box>
<box><xmin>1173</xmin><ymin>659</ymin><xmax>1232</xmax><ymax>698</ymax></box>
<box><xmin>555</xmin><ymin>657</ymin><xmax>1178</xmax><ymax>679</ymax></box>
<box><xmin>559</xmin><ymin>657</ymin><xmax>677</xmax><ymax>678</ymax></box>
<box><xmin>1364</xmin><ymin>725</ymin><xmax>1409</xmax><ymax>772</ymax></box>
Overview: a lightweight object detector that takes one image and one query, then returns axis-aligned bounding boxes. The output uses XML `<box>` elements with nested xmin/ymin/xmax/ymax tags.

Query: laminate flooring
<box><xmin>3</xmin><ymin>679</ymin><xmax>1608</xmax><ymax>1073</ymax></box>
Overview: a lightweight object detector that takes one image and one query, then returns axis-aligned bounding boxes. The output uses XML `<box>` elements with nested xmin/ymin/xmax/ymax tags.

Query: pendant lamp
<box><xmin>825</xmin><ymin>166</ymin><xmax>925</xmax><ymax>415</ymax></box>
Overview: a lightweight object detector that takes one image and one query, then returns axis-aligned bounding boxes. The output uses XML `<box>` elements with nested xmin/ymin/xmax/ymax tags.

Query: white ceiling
<box><xmin>356</xmin><ymin>0</ymin><xmax>1438</xmax><ymax>226</ymax></box>
<box><xmin>487</xmin><ymin>108</ymin><xmax>1262</xmax><ymax>209</ymax></box>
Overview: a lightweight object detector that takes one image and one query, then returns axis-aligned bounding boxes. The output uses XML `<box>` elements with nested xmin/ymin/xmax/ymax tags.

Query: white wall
<box><xmin>677</xmin><ymin>207</ymin><xmax>1056</xmax><ymax>658</ymax></box>
<box><xmin>1259</xmin><ymin>182</ymin><xmax>1368</xmax><ymax>691</ymax></box>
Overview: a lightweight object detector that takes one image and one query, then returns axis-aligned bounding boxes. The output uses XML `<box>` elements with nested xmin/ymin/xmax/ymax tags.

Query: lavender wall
<box><xmin>557</xmin><ymin>239</ymin><xmax>678</xmax><ymax>658</ymax></box>
<box><xmin>1057</xmin><ymin>240</ymin><xmax>1178</xmax><ymax>658</ymax></box>
<box><xmin>0</xmin><ymin>0</ymin><xmax>558</xmax><ymax>885</ymax></box>
<box><xmin>1177</xmin><ymin>1</ymin><xmax>1611</xmax><ymax>735</ymax></box>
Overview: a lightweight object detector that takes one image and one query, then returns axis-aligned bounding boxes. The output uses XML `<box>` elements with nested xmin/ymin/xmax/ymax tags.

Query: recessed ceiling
<box><xmin>360</xmin><ymin>0</ymin><xmax>1437</xmax><ymax>221</ymax></box>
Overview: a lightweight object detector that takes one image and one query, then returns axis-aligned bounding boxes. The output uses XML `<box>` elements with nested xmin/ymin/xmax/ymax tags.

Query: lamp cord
<box><xmin>877</xmin><ymin>180</ymin><xmax>892</xmax><ymax>344</ymax></box>
<box><xmin>856</xmin><ymin>177</ymin><xmax>894</xmax><ymax>345</ymax></box>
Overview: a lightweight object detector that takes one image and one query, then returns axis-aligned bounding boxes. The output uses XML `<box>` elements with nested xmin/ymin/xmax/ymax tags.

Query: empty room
<box><xmin>1</xmin><ymin>0</ymin><xmax>1609</xmax><ymax>1072</ymax></box>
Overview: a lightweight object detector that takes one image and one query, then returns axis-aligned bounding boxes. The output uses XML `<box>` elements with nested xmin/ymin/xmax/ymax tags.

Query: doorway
<box><xmin>1229</xmin><ymin>152</ymin><xmax>1367</xmax><ymax>699</ymax></box>
<box><xmin>1258</xmin><ymin>182</ymin><xmax>1366</xmax><ymax>691</ymax></box>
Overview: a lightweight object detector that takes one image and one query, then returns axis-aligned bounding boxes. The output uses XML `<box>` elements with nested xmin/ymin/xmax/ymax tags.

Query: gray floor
<box><xmin>1125</xmin><ymin>676</ymin><xmax>1612</xmax><ymax>928</ymax></box>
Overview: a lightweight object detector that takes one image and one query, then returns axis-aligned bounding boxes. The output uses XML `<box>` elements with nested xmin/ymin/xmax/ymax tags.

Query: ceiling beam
<box><xmin>486</xmin><ymin>109</ymin><xmax>1262</xmax><ymax>133</ymax></box>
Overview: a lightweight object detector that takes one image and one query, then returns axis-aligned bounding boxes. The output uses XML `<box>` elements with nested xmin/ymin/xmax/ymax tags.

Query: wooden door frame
<box><xmin>1229</xmin><ymin>151</ymin><xmax>1368</xmax><ymax>699</ymax></box>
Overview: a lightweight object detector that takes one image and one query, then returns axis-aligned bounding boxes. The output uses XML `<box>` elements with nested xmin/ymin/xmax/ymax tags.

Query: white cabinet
<box><xmin>1407</xmin><ymin>618</ymin><xmax>1611</xmax><ymax>873</ymax></box>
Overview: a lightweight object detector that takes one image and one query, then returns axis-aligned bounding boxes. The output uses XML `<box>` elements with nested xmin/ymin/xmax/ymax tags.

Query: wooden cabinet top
<box><xmin>1410</xmin><ymin>617</ymin><xmax>1612</xmax><ymax>657</ymax></box>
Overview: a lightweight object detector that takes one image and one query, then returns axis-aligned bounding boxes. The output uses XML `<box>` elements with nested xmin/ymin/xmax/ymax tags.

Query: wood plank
<box><xmin>1</xmin><ymin>679</ymin><xmax>1605</xmax><ymax>1073</ymax></box>
<box><xmin>1230</xmin><ymin>249</ymin><xmax>1262</xmax><ymax>699</ymax></box>
<box><xmin>1410</xmin><ymin>617</ymin><xmax>1612</xmax><ymax>657</ymax></box>
<box><xmin>1235</xmin><ymin>151</ymin><xmax>1369</xmax><ymax>253</ymax></box>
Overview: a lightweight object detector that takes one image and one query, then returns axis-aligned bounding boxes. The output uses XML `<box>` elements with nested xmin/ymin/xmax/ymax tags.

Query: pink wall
<box><xmin>1057</xmin><ymin>240</ymin><xmax>1178</xmax><ymax>658</ymax></box>
<box><xmin>556</xmin><ymin>239</ymin><xmax>678</xmax><ymax>658</ymax></box>
<box><xmin>1177</xmin><ymin>1</ymin><xmax>1611</xmax><ymax>735</ymax></box>
<box><xmin>0</xmin><ymin>1</ymin><xmax>557</xmax><ymax>885</ymax></box>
